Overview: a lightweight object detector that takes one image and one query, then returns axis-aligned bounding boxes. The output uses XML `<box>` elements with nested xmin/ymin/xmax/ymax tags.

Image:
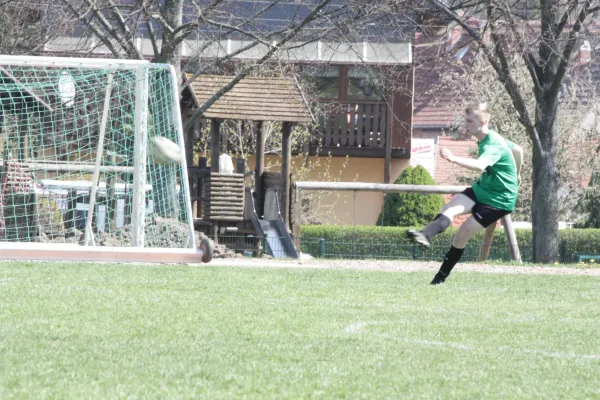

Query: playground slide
<box><xmin>244</xmin><ymin>187</ymin><xmax>298</xmax><ymax>259</ymax></box>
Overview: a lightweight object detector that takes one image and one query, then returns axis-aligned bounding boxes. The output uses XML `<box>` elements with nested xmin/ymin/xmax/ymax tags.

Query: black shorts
<box><xmin>462</xmin><ymin>188</ymin><xmax>511</xmax><ymax>228</ymax></box>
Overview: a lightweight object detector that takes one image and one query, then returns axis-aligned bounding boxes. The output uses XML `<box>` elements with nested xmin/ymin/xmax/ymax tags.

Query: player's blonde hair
<box><xmin>465</xmin><ymin>102</ymin><xmax>490</xmax><ymax>123</ymax></box>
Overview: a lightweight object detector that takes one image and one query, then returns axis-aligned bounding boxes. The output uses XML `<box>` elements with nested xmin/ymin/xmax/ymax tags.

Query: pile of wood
<box><xmin>202</xmin><ymin>172</ymin><xmax>244</xmax><ymax>221</ymax></box>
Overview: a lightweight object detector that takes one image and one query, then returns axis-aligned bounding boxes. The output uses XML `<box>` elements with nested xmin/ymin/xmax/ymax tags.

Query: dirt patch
<box><xmin>203</xmin><ymin>257</ymin><xmax>600</xmax><ymax>276</ymax></box>
<box><xmin>33</xmin><ymin>215</ymin><xmax>239</xmax><ymax>259</ymax></box>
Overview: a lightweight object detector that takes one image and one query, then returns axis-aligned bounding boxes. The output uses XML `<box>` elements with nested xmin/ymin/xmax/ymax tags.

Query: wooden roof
<box><xmin>187</xmin><ymin>74</ymin><xmax>312</xmax><ymax>123</ymax></box>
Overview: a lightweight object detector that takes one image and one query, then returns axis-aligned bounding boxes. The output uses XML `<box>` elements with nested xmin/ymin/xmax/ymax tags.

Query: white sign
<box><xmin>410</xmin><ymin>138</ymin><xmax>437</xmax><ymax>178</ymax></box>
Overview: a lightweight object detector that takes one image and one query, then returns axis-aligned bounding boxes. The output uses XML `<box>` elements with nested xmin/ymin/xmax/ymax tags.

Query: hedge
<box><xmin>299</xmin><ymin>225</ymin><xmax>600</xmax><ymax>263</ymax></box>
<box><xmin>376</xmin><ymin>165</ymin><xmax>444</xmax><ymax>227</ymax></box>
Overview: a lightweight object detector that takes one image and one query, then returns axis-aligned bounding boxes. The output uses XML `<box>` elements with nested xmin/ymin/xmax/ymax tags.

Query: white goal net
<box><xmin>0</xmin><ymin>55</ymin><xmax>195</xmax><ymax>251</ymax></box>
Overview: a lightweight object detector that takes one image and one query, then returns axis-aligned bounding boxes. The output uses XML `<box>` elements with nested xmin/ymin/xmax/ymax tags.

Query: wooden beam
<box><xmin>281</xmin><ymin>121</ymin><xmax>293</xmax><ymax>228</ymax></box>
<box><xmin>183</xmin><ymin>112</ymin><xmax>196</xmax><ymax>166</ymax></box>
<box><xmin>294</xmin><ymin>181</ymin><xmax>467</xmax><ymax>195</ymax></box>
<box><xmin>188</xmin><ymin>118</ymin><xmax>200</xmax><ymax>219</ymax></box>
<box><xmin>384</xmin><ymin>97</ymin><xmax>392</xmax><ymax>184</ymax></box>
<box><xmin>502</xmin><ymin>214</ymin><xmax>522</xmax><ymax>263</ymax></box>
<box><xmin>299</xmin><ymin>146</ymin><xmax>408</xmax><ymax>159</ymax></box>
<box><xmin>255</xmin><ymin>121</ymin><xmax>265</xmax><ymax>218</ymax></box>
<box><xmin>236</xmin><ymin>157</ymin><xmax>245</xmax><ymax>174</ymax></box>
<box><xmin>477</xmin><ymin>224</ymin><xmax>497</xmax><ymax>262</ymax></box>
<box><xmin>291</xmin><ymin>178</ymin><xmax>302</xmax><ymax>252</ymax></box>
<box><xmin>392</xmin><ymin>66</ymin><xmax>414</xmax><ymax>150</ymax></box>
<box><xmin>210</xmin><ymin>118</ymin><xmax>221</xmax><ymax>171</ymax></box>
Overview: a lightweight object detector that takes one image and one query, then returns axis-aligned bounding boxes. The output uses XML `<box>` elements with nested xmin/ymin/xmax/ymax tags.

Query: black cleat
<box><xmin>407</xmin><ymin>229</ymin><xmax>430</xmax><ymax>249</ymax></box>
<box><xmin>430</xmin><ymin>272</ymin><xmax>447</xmax><ymax>285</ymax></box>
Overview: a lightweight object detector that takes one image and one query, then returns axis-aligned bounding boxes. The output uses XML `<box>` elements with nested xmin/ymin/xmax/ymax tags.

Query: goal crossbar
<box><xmin>0</xmin><ymin>55</ymin><xmax>151</xmax><ymax>69</ymax></box>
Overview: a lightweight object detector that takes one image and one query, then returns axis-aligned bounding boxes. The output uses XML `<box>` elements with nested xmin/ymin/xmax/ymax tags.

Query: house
<box><xmin>17</xmin><ymin>1</ymin><xmax>416</xmax><ymax>227</ymax></box>
<box><xmin>181</xmin><ymin>64</ymin><xmax>414</xmax><ymax>227</ymax></box>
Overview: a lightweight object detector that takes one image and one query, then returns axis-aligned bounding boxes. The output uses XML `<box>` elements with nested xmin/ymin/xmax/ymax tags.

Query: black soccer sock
<box><xmin>421</xmin><ymin>214</ymin><xmax>452</xmax><ymax>240</ymax></box>
<box><xmin>438</xmin><ymin>245</ymin><xmax>465</xmax><ymax>277</ymax></box>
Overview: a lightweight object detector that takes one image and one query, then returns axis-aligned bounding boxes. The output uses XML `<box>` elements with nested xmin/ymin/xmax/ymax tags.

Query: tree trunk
<box><xmin>531</xmin><ymin>121</ymin><xmax>560</xmax><ymax>263</ymax></box>
<box><xmin>158</xmin><ymin>0</ymin><xmax>184</xmax><ymax>78</ymax></box>
<box><xmin>148</xmin><ymin>0</ymin><xmax>183</xmax><ymax>220</ymax></box>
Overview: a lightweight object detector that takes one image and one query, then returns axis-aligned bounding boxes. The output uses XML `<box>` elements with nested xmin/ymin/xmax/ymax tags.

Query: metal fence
<box><xmin>218</xmin><ymin>234</ymin><xmax>540</xmax><ymax>263</ymax></box>
<box><xmin>300</xmin><ymin>238</ymin><xmax>533</xmax><ymax>263</ymax></box>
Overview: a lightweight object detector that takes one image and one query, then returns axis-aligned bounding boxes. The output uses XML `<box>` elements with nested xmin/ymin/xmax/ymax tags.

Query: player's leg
<box><xmin>430</xmin><ymin>216</ymin><xmax>485</xmax><ymax>284</ymax></box>
<box><xmin>430</xmin><ymin>203</ymin><xmax>511</xmax><ymax>284</ymax></box>
<box><xmin>407</xmin><ymin>191</ymin><xmax>476</xmax><ymax>248</ymax></box>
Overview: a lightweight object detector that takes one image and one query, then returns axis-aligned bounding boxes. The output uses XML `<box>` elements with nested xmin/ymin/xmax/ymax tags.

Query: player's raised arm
<box><xmin>441</xmin><ymin>147</ymin><xmax>489</xmax><ymax>172</ymax></box>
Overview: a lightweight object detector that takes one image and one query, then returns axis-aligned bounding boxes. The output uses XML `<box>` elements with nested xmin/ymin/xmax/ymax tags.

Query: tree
<box><xmin>429</xmin><ymin>48</ymin><xmax>599</xmax><ymax>223</ymax></box>
<box><xmin>377</xmin><ymin>165</ymin><xmax>444</xmax><ymax>227</ymax></box>
<box><xmin>422</xmin><ymin>0</ymin><xmax>600</xmax><ymax>262</ymax></box>
<box><xmin>55</xmin><ymin>0</ymin><xmax>406</xmax><ymax>127</ymax></box>
<box><xmin>0</xmin><ymin>0</ymin><xmax>70</xmax><ymax>54</ymax></box>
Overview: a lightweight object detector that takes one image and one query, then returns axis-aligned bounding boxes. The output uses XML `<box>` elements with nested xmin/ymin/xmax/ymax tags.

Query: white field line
<box><xmin>344</xmin><ymin>321</ymin><xmax>367</xmax><ymax>333</ymax></box>
<box><xmin>343</xmin><ymin>329</ymin><xmax>600</xmax><ymax>360</ymax></box>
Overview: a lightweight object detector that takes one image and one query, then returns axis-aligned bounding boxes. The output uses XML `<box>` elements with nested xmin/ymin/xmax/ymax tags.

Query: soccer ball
<box><xmin>151</xmin><ymin>136</ymin><xmax>181</xmax><ymax>165</ymax></box>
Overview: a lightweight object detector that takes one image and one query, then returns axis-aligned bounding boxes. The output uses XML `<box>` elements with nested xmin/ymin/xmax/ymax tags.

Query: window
<box><xmin>347</xmin><ymin>66</ymin><xmax>385</xmax><ymax>100</ymax></box>
<box><xmin>300</xmin><ymin>65</ymin><xmax>340</xmax><ymax>99</ymax></box>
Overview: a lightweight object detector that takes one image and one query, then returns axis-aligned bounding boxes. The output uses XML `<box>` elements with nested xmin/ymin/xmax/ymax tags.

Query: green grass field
<box><xmin>1</xmin><ymin>261</ymin><xmax>599</xmax><ymax>399</ymax></box>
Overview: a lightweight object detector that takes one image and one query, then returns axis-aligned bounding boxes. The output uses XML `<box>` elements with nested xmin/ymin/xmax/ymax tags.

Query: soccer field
<box><xmin>1</xmin><ymin>261</ymin><xmax>599</xmax><ymax>399</ymax></box>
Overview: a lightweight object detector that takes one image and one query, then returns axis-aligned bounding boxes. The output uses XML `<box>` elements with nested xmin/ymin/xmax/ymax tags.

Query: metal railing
<box><xmin>218</xmin><ymin>234</ymin><xmax>534</xmax><ymax>262</ymax></box>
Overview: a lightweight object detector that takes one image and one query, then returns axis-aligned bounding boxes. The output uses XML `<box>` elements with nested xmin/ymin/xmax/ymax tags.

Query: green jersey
<box><xmin>472</xmin><ymin>130</ymin><xmax>519</xmax><ymax>211</ymax></box>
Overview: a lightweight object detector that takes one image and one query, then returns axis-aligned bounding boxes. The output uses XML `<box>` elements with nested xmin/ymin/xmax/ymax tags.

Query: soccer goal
<box><xmin>0</xmin><ymin>55</ymin><xmax>209</xmax><ymax>263</ymax></box>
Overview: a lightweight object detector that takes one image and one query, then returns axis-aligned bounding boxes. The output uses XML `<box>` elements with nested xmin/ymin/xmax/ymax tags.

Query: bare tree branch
<box><xmin>59</xmin><ymin>0</ymin><xmax>124</xmax><ymax>58</ymax></box>
<box><xmin>180</xmin><ymin>27</ymin><xmax>290</xmax><ymax>92</ymax></box>
<box><xmin>427</xmin><ymin>0</ymin><xmax>541</xmax><ymax>154</ymax></box>
<box><xmin>107</xmin><ymin>0</ymin><xmax>137</xmax><ymax>44</ymax></box>
<box><xmin>81</xmin><ymin>0</ymin><xmax>143</xmax><ymax>59</ymax></box>
<box><xmin>203</xmin><ymin>19</ymin><xmax>276</xmax><ymax>48</ymax></box>
<box><xmin>548</xmin><ymin>1</ymin><xmax>596</xmax><ymax>110</ymax></box>
<box><xmin>183</xmin><ymin>0</ymin><xmax>336</xmax><ymax>131</ymax></box>
<box><xmin>554</xmin><ymin>0</ymin><xmax>580</xmax><ymax>39</ymax></box>
<box><xmin>170</xmin><ymin>0</ymin><xmax>226</xmax><ymax>39</ymax></box>
<box><xmin>491</xmin><ymin>1</ymin><xmax>542</xmax><ymax>89</ymax></box>
<box><xmin>144</xmin><ymin>18</ymin><xmax>160</xmax><ymax>57</ymax></box>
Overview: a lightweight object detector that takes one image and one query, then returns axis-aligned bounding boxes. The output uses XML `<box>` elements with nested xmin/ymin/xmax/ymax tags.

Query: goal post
<box><xmin>132</xmin><ymin>66</ymin><xmax>149</xmax><ymax>248</ymax></box>
<box><xmin>0</xmin><ymin>54</ymin><xmax>198</xmax><ymax>256</ymax></box>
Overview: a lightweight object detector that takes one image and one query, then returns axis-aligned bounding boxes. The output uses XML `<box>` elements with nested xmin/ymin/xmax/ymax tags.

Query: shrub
<box><xmin>376</xmin><ymin>165</ymin><xmax>444</xmax><ymax>227</ymax></box>
<box><xmin>574</xmin><ymin>174</ymin><xmax>600</xmax><ymax>228</ymax></box>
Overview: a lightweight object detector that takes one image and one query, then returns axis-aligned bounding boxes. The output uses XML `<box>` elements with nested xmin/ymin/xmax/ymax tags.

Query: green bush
<box><xmin>376</xmin><ymin>165</ymin><xmax>444</xmax><ymax>227</ymax></box>
<box><xmin>300</xmin><ymin>225</ymin><xmax>600</xmax><ymax>263</ymax></box>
